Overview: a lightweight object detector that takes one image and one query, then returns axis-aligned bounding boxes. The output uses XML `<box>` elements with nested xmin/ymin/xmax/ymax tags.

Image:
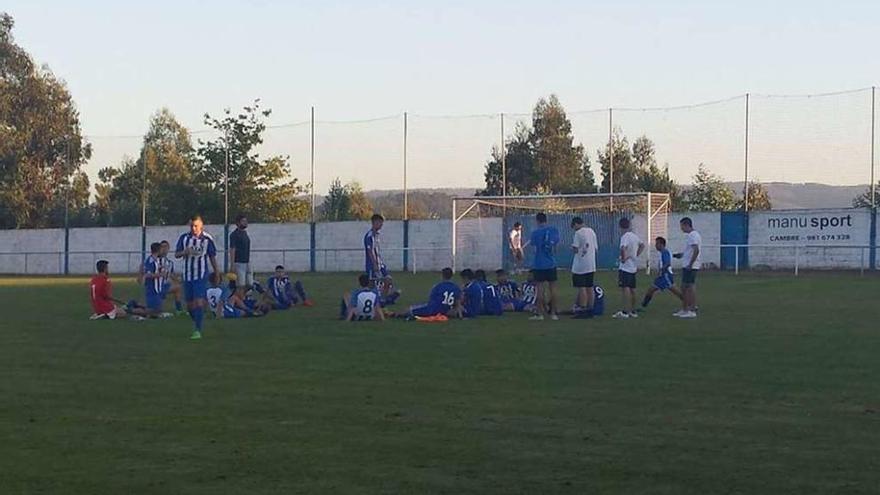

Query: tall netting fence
<box><xmin>70</xmin><ymin>86</ymin><xmax>877</xmax><ymax>227</ymax></box>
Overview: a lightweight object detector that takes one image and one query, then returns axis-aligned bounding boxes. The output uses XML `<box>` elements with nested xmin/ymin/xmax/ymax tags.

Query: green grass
<box><xmin>1</xmin><ymin>271</ymin><xmax>879</xmax><ymax>494</ymax></box>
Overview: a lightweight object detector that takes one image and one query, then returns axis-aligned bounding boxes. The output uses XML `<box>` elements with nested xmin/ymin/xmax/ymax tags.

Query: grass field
<box><xmin>1</xmin><ymin>271</ymin><xmax>879</xmax><ymax>494</ymax></box>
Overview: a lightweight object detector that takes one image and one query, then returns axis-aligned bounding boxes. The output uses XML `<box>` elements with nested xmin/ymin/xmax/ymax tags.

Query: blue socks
<box><xmin>295</xmin><ymin>281</ymin><xmax>308</xmax><ymax>302</ymax></box>
<box><xmin>190</xmin><ymin>307</ymin><xmax>204</xmax><ymax>331</ymax></box>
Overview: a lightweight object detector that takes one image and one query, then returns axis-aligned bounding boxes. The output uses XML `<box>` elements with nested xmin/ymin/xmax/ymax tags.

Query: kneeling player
<box><xmin>89</xmin><ymin>260</ymin><xmax>148</xmax><ymax>320</ymax></box>
<box><xmin>407</xmin><ymin>267</ymin><xmax>462</xmax><ymax>318</ymax></box>
<box><xmin>641</xmin><ymin>237</ymin><xmax>684</xmax><ymax>310</ymax></box>
<box><xmin>340</xmin><ymin>274</ymin><xmax>385</xmax><ymax>321</ymax></box>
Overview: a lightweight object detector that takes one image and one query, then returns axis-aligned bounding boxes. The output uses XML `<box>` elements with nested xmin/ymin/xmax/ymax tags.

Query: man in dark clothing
<box><xmin>229</xmin><ymin>214</ymin><xmax>253</xmax><ymax>289</ymax></box>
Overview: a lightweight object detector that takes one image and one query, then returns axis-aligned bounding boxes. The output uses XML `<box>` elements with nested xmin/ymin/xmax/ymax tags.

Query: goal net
<box><xmin>451</xmin><ymin>193</ymin><xmax>670</xmax><ymax>273</ymax></box>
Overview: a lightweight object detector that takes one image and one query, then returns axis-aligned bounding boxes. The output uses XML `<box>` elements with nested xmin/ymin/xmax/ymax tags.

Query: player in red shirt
<box><xmin>89</xmin><ymin>260</ymin><xmax>147</xmax><ymax>320</ymax></box>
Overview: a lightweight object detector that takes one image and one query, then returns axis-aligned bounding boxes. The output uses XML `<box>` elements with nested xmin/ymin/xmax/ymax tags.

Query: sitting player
<box><xmin>571</xmin><ymin>285</ymin><xmax>606</xmax><ymax>319</ymax></box>
<box><xmin>406</xmin><ymin>267</ymin><xmax>462</xmax><ymax>319</ymax></box>
<box><xmin>502</xmin><ymin>271</ymin><xmax>538</xmax><ymax>313</ymax></box>
<box><xmin>641</xmin><ymin>236</ymin><xmax>684</xmax><ymax>310</ymax></box>
<box><xmin>340</xmin><ymin>274</ymin><xmax>385</xmax><ymax>321</ymax></box>
<box><xmin>475</xmin><ymin>269</ymin><xmax>502</xmax><ymax>316</ymax></box>
<box><xmin>89</xmin><ymin>260</ymin><xmax>148</xmax><ymax>321</ymax></box>
<box><xmin>495</xmin><ymin>269</ymin><xmax>520</xmax><ymax>303</ymax></box>
<box><xmin>243</xmin><ymin>282</ymin><xmax>273</xmax><ymax>315</ymax></box>
<box><xmin>208</xmin><ymin>278</ymin><xmax>265</xmax><ymax>318</ymax></box>
<box><xmin>460</xmin><ymin>269</ymin><xmax>483</xmax><ymax>319</ymax></box>
<box><xmin>266</xmin><ymin>265</ymin><xmax>312</xmax><ymax>309</ymax></box>
<box><xmin>142</xmin><ymin>242</ymin><xmax>166</xmax><ymax>317</ymax></box>
<box><xmin>375</xmin><ymin>275</ymin><xmax>402</xmax><ymax>307</ymax></box>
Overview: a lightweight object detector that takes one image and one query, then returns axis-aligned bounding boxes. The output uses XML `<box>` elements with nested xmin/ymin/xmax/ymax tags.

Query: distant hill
<box><xmin>726</xmin><ymin>182</ymin><xmax>867</xmax><ymax>210</ymax></box>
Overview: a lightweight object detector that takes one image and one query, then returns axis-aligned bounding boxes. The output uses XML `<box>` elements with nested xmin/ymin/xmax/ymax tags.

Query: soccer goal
<box><xmin>451</xmin><ymin>193</ymin><xmax>670</xmax><ymax>273</ymax></box>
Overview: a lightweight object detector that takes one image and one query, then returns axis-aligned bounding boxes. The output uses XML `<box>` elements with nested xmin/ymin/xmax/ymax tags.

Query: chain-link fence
<box><xmin>80</xmin><ymin>87</ymin><xmax>878</xmax><ymax>221</ymax></box>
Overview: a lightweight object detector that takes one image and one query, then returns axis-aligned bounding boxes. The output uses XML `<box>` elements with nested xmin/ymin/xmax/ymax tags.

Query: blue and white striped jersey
<box><xmin>143</xmin><ymin>255</ymin><xmax>163</xmax><ymax>294</ymax></box>
<box><xmin>158</xmin><ymin>256</ymin><xmax>175</xmax><ymax>287</ymax></box>
<box><xmin>176</xmin><ymin>231</ymin><xmax>217</xmax><ymax>281</ymax></box>
<box><xmin>350</xmin><ymin>288</ymin><xmax>380</xmax><ymax>320</ymax></box>
<box><xmin>364</xmin><ymin>229</ymin><xmax>383</xmax><ymax>273</ymax></box>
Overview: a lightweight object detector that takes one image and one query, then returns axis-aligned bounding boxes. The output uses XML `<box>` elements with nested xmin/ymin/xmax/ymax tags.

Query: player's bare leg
<box><xmin>548</xmin><ymin>281</ymin><xmax>559</xmax><ymax>319</ymax></box>
<box><xmin>530</xmin><ymin>282</ymin><xmax>547</xmax><ymax>320</ymax></box>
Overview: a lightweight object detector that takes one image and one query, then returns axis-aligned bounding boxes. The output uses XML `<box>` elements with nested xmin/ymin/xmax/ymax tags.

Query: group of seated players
<box><xmin>89</xmin><ymin>240</ymin><xmax>315</xmax><ymax>321</ymax></box>
<box><xmin>339</xmin><ymin>267</ymin><xmax>605</xmax><ymax>322</ymax></box>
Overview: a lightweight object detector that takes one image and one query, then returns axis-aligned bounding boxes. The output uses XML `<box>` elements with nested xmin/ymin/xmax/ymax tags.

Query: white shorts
<box><xmin>90</xmin><ymin>307</ymin><xmax>119</xmax><ymax>320</ymax></box>
<box><xmin>234</xmin><ymin>263</ymin><xmax>255</xmax><ymax>286</ymax></box>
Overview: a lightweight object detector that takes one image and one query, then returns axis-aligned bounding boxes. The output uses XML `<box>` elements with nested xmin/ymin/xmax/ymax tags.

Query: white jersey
<box><xmin>206</xmin><ymin>287</ymin><xmax>224</xmax><ymax>312</ymax></box>
<box><xmin>571</xmin><ymin>227</ymin><xmax>598</xmax><ymax>275</ymax></box>
<box><xmin>683</xmin><ymin>230</ymin><xmax>703</xmax><ymax>270</ymax></box>
<box><xmin>350</xmin><ymin>288</ymin><xmax>380</xmax><ymax>320</ymax></box>
<box><xmin>619</xmin><ymin>231</ymin><xmax>642</xmax><ymax>274</ymax></box>
<box><xmin>509</xmin><ymin>229</ymin><xmax>522</xmax><ymax>250</ymax></box>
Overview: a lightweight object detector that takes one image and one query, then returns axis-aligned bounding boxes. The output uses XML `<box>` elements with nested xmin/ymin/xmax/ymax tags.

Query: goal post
<box><xmin>451</xmin><ymin>192</ymin><xmax>670</xmax><ymax>274</ymax></box>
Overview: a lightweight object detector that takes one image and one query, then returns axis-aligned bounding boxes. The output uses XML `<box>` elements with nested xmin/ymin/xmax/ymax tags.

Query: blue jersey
<box><xmin>143</xmin><ymin>255</ymin><xmax>163</xmax><ymax>294</ymax></box>
<box><xmin>267</xmin><ymin>276</ymin><xmax>293</xmax><ymax>305</ymax></box>
<box><xmin>481</xmin><ymin>282</ymin><xmax>503</xmax><ymax>316</ymax></box>
<box><xmin>592</xmin><ymin>286</ymin><xmax>606</xmax><ymax>316</ymax></box>
<box><xmin>658</xmin><ymin>248</ymin><xmax>673</xmax><ymax>275</ymax></box>
<box><xmin>531</xmin><ymin>225</ymin><xmax>560</xmax><ymax>270</ymax></box>
<box><xmin>176</xmin><ymin>231</ymin><xmax>217</xmax><ymax>281</ymax></box>
<box><xmin>428</xmin><ymin>281</ymin><xmax>461</xmax><ymax>313</ymax></box>
<box><xmin>496</xmin><ymin>281</ymin><xmax>519</xmax><ymax>302</ymax></box>
<box><xmin>364</xmin><ymin>229</ymin><xmax>383</xmax><ymax>274</ymax></box>
<box><xmin>521</xmin><ymin>282</ymin><xmax>538</xmax><ymax>305</ymax></box>
<box><xmin>462</xmin><ymin>282</ymin><xmax>483</xmax><ymax>318</ymax></box>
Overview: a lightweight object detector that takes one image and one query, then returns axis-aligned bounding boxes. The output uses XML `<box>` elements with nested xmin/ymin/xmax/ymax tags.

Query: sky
<box><xmin>5</xmin><ymin>0</ymin><xmax>880</xmax><ymax>191</ymax></box>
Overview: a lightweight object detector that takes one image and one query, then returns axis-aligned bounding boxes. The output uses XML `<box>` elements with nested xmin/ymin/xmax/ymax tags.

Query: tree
<box><xmin>196</xmin><ymin>100</ymin><xmax>308</xmax><ymax>223</ymax></box>
<box><xmin>852</xmin><ymin>183</ymin><xmax>879</xmax><ymax>208</ymax></box>
<box><xmin>321</xmin><ymin>178</ymin><xmax>373</xmax><ymax>221</ymax></box>
<box><xmin>0</xmin><ymin>13</ymin><xmax>91</xmax><ymax>228</ymax></box>
<box><xmin>597</xmin><ymin>132</ymin><xmax>682</xmax><ymax>207</ymax></box>
<box><xmin>684</xmin><ymin>164</ymin><xmax>737</xmax><ymax>211</ymax></box>
<box><xmin>739</xmin><ymin>181</ymin><xmax>772</xmax><ymax>211</ymax></box>
<box><xmin>482</xmin><ymin>96</ymin><xmax>596</xmax><ymax>196</ymax></box>
<box><xmin>94</xmin><ymin>108</ymin><xmax>198</xmax><ymax>226</ymax></box>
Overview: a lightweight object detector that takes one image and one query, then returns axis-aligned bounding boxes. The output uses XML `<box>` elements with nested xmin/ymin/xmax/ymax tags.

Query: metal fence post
<box><xmin>794</xmin><ymin>246</ymin><xmax>799</xmax><ymax>276</ymax></box>
<box><xmin>744</xmin><ymin>93</ymin><xmax>750</xmax><ymax>212</ymax></box>
<box><xmin>735</xmin><ymin>246</ymin><xmax>739</xmax><ymax>275</ymax></box>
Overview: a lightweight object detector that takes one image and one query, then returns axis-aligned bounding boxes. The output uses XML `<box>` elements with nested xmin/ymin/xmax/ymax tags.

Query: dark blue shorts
<box><xmin>145</xmin><ymin>289</ymin><xmax>163</xmax><ymax>311</ymax></box>
<box><xmin>183</xmin><ymin>278</ymin><xmax>208</xmax><ymax>302</ymax></box>
<box><xmin>223</xmin><ymin>306</ymin><xmax>244</xmax><ymax>318</ymax></box>
<box><xmin>653</xmin><ymin>273</ymin><xmax>674</xmax><ymax>291</ymax></box>
<box><xmin>410</xmin><ymin>303</ymin><xmax>443</xmax><ymax>317</ymax></box>
<box><xmin>513</xmin><ymin>300</ymin><xmax>534</xmax><ymax>312</ymax></box>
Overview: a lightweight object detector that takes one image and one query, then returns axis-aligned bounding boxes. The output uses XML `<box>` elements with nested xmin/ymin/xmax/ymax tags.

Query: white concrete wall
<box><xmin>748</xmin><ymin>209</ymin><xmax>872</xmax><ymax>270</ymax></box>
<box><xmin>0</xmin><ymin>228</ymin><xmax>64</xmax><ymax>274</ymax></box>
<box><xmin>0</xmin><ymin>209</ymin><xmax>875</xmax><ymax>274</ymax></box>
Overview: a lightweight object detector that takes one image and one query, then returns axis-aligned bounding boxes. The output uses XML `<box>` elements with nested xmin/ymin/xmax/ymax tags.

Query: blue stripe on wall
<box><xmin>720</xmin><ymin>211</ymin><xmax>748</xmax><ymax>270</ymax></box>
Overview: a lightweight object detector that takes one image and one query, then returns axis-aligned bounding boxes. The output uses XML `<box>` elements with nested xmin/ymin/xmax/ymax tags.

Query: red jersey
<box><xmin>90</xmin><ymin>274</ymin><xmax>115</xmax><ymax>315</ymax></box>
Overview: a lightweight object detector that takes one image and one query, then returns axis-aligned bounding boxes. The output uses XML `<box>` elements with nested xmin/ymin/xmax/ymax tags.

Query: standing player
<box><xmin>570</xmin><ymin>217</ymin><xmax>598</xmax><ymax>316</ymax></box>
<box><xmin>529</xmin><ymin>212</ymin><xmax>560</xmax><ymax>321</ymax></box>
<box><xmin>508</xmin><ymin>222</ymin><xmax>525</xmax><ymax>273</ymax></box>
<box><xmin>340</xmin><ymin>274</ymin><xmax>385</xmax><ymax>322</ymax></box>
<box><xmin>175</xmin><ymin>215</ymin><xmax>220</xmax><ymax>340</ymax></box>
<box><xmin>674</xmin><ymin>217</ymin><xmax>702</xmax><ymax>319</ymax></box>
<box><xmin>641</xmin><ymin>237</ymin><xmax>684</xmax><ymax>310</ymax></box>
<box><xmin>158</xmin><ymin>240</ymin><xmax>184</xmax><ymax>314</ymax></box>
<box><xmin>89</xmin><ymin>260</ymin><xmax>147</xmax><ymax>320</ymax></box>
<box><xmin>407</xmin><ymin>267</ymin><xmax>462</xmax><ymax>319</ymax></box>
<box><xmin>613</xmin><ymin>218</ymin><xmax>644</xmax><ymax>319</ymax></box>
<box><xmin>364</xmin><ymin>214</ymin><xmax>386</xmax><ymax>281</ymax></box>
